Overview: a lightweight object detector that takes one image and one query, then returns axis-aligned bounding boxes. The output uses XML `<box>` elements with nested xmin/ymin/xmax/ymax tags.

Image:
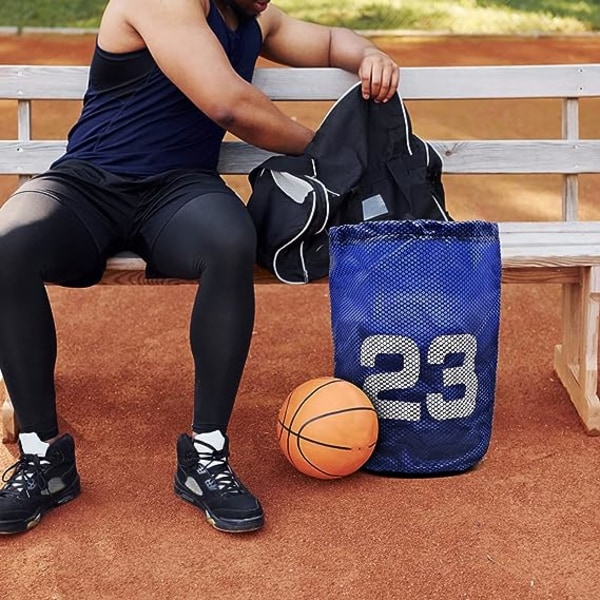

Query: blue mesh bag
<box><xmin>329</xmin><ymin>220</ymin><xmax>501</xmax><ymax>475</ymax></box>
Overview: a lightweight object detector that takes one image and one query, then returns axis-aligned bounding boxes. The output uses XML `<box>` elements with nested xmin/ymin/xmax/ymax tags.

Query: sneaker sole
<box><xmin>0</xmin><ymin>476</ymin><xmax>81</xmax><ymax>535</ymax></box>
<box><xmin>174</xmin><ymin>480</ymin><xmax>264</xmax><ymax>533</ymax></box>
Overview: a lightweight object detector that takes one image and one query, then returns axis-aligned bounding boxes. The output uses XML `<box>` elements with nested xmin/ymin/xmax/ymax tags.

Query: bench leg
<box><xmin>554</xmin><ymin>266</ymin><xmax>600</xmax><ymax>434</ymax></box>
<box><xmin>1</xmin><ymin>371</ymin><xmax>18</xmax><ymax>443</ymax></box>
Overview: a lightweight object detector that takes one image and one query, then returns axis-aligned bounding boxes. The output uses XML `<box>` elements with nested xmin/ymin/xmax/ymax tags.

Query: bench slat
<box><xmin>499</xmin><ymin>222</ymin><xmax>600</xmax><ymax>264</ymax></box>
<box><xmin>2</xmin><ymin>139</ymin><xmax>600</xmax><ymax>176</ymax></box>
<box><xmin>2</xmin><ymin>64</ymin><xmax>600</xmax><ymax>100</ymax></box>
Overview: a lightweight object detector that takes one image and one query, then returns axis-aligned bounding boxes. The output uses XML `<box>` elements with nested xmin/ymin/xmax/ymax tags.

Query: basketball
<box><xmin>276</xmin><ymin>377</ymin><xmax>379</xmax><ymax>480</ymax></box>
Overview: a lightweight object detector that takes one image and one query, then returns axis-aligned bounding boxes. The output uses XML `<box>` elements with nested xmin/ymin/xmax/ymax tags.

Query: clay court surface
<box><xmin>1</xmin><ymin>33</ymin><xmax>600</xmax><ymax>599</ymax></box>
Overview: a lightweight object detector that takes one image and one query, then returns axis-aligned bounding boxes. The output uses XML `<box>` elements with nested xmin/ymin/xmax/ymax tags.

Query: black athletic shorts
<box><xmin>18</xmin><ymin>159</ymin><xmax>238</xmax><ymax>281</ymax></box>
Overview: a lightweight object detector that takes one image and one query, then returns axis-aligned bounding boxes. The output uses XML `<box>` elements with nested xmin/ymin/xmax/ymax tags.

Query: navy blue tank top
<box><xmin>54</xmin><ymin>2</ymin><xmax>262</xmax><ymax>177</ymax></box>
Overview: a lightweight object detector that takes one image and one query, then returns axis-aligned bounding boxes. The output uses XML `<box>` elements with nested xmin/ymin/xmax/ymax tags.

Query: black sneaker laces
<box><xmin>194</xmin><ymin>444</ymin><xmax>244</xmax><ymax>496</ymax></box>
<box><xmin>0</xmin><ymin>454</ymin><xmax>49</xmax><ymax>498</ymax></box>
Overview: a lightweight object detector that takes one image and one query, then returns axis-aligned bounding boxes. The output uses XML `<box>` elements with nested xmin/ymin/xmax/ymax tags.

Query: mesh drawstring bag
<box><xmin>329</xmin><ymin>220</ymin><xmax>501</xmax><ymax>475</ymax></box>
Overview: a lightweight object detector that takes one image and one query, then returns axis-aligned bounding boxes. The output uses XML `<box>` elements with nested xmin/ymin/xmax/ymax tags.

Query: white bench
<box><xmin>1</xmin><ymin>63</ymin><xmax>599</xmax><ymax>442</ymax></box>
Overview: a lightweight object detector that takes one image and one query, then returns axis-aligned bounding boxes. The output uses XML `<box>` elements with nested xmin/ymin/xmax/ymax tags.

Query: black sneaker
<box><xmin>0</xmin><ymin>433</ymin><xmax>81</xmax><ymax>534</ymax></box>
<box><xmin>174</xmin><ymin>433</ymin><xmax>264</xmax><ymax>533</ymax></box>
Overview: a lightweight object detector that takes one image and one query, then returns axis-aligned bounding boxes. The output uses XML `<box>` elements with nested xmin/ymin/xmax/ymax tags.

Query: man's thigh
<box><xmin>133</xmin><ymin>171</ymin><xmax>254</xmax><ymax>279</ymax></box>
<box><xmin>0</xmin><ymin>175</ymin><xmax>115</xmax><ymax>287</ymax></box>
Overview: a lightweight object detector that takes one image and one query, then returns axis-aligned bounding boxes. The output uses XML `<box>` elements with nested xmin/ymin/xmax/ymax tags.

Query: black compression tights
<box><xmin>0</xmin><ymin>190</ymin><xmax>256</xmax><ymax>440</ymax></box>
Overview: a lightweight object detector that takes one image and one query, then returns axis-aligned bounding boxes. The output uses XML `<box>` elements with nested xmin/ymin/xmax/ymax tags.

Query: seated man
<box><xmin>0</xmin><ymin>0</ymin><xmax>399</xmax><ymax>534</ymax></box>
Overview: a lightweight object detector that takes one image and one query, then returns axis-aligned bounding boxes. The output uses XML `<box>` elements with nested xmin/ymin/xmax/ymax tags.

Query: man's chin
<box><xmin>230</xmin><ymin>0</ymin><xmax>269</xmax><ymax>19</ymax></box>
<box><xmin>252</xmin><ymin>1</ymin><xmax>269</xmax><ymax>14</ymax></box>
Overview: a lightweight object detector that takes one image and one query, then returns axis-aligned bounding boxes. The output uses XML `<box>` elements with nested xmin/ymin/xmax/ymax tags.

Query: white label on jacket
<box><xmin>271</xmin><ymin>171</ymin><xmax>313</xmax><ymax>204</ymax></box>
<box><xmin>362</xmin><ymin>194</ymin><xmax>388</xmax><ymax>220</ymax></box>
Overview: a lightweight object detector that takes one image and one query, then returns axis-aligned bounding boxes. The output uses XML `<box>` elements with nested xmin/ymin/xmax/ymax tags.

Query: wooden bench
<box><xmin>1</xmin><ymin>63</ymin><xmax>599</xmax><ymax>442</ymax></box>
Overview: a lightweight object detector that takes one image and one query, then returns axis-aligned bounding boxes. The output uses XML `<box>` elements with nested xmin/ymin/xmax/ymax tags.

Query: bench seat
<box><xmin>98</xmin><ymin>221</ymin><xmax>600</xmax><ymax>284</ymax></box>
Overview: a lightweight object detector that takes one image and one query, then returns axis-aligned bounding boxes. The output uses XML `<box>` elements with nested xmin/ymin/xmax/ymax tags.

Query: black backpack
<box><xmin>247</xmin><ymin>83</ymin><xmax>451</xmax><ymax>284</ymax></box>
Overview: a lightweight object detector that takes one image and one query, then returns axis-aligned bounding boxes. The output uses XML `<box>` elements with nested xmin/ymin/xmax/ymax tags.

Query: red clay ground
<box><xmin>1</xmin><ymin>33</ymin><xmax>600</xmax><ymax>600</ymax></box>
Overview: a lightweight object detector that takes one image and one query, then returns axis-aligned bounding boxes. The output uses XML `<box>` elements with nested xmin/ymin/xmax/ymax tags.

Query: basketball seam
<box><xmin>277</xmin><ymin>392</ymin><xmax>293</xmax><ymax>444</ymax></box>
<box><xmin>278</xmin><ymin>418</ymin><xmax>372</xmax><ymax>451</ymax></box>
<box><xmin>285</xmin><ymin>378</ymin><xmax>344</xmax><ymax>468</ymax></box>
<box><xmin>288</xmin><ymin>407</ymin><xmax>377</xmax><ymax>450</ymax></box>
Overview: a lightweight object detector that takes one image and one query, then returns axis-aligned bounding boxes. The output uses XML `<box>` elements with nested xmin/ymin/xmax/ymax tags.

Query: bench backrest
<box><xmin>1</xmin><ymin>63</ymin><xmax>600</xmax><ymax>222</ymax></box>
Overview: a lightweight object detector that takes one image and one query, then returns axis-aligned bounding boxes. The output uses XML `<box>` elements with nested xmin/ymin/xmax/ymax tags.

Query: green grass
<box><xmin>0</xmin><ymin>0</ymin><xmax>598</xmax><ymax>33</ymax></box>
<box><xmin>0</xmin><ymin>0</ymin><xmax>107</xmax><ymax>29</ymax></box>
<box><xmin>275</xmin><ymin>0</ymin><xmax>600</xmax><ymax>33</ymax></box>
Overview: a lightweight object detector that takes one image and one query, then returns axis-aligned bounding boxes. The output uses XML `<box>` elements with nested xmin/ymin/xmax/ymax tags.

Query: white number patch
<box><xmin>360</xmin><ymin>333</ymin><xmax>478</xmax><ymax>421</ymax></box>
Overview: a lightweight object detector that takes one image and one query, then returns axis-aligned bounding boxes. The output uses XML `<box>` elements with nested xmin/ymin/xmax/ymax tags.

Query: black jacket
<box><xmin>247</xmin><ymin>83</ymin><xmax>450</xmax><ymax>284</ymax></box>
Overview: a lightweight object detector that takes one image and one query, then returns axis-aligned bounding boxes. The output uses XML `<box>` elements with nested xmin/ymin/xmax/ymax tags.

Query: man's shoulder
<box><xmin>99</xmin><ymin>0</ymin><xmax>213</xmax><ymax>52</ymax></box>
<box><xmin>109</xmin><ymin>0</ymin><xmax>212</xmax><ymax>23</ymax></box>
<box><xmin>257</xmin><ymin>3</ymin><xmax>286</xmax><ymax>39</ymax></box>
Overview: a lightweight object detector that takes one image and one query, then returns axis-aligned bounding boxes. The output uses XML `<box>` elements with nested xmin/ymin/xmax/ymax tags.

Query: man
<box><xmin>0</xmin><ymin>0</ymin><xmax>399</xmax><ymax>534</ymax></box>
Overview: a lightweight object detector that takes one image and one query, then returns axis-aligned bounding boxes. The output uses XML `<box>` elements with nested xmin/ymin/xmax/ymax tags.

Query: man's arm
<box><xmin>259</xmin><ymin>6</ymin><xmax>399</xmax><ymax>103</ymax></box>
<box><xmin>113</xmin><ymin>0</ymin><xmax>314</xmax><ymax>154</ymax></box>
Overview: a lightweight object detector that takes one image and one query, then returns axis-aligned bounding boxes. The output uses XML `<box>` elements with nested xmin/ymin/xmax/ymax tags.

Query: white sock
<box><xmin>19</xmin><ymin>432</ymin><xmax>50</xmax><ymax>457</ymax></box>
<box><xmin>193</xmin><ymin>430</ymin><xmax>225</xmax><ymax>454</ymax></box>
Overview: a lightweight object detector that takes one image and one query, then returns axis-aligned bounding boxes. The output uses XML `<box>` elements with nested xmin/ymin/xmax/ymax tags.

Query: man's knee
<box><xmin>210</xmin><ymin>217</ymin><xmax>257</xmax><ymax>268</ymax></box>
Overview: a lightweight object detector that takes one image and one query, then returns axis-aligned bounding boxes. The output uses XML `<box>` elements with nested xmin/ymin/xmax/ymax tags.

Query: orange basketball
<box><xmin>276</xmin><ymin>377</ymin><xmax>379</xmax><ymax>480</ymax></box>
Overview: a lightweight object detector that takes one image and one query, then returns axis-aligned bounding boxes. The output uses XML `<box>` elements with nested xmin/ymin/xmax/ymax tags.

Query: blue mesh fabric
<box><xmin>329</xmin><ymin>220</ymin><xmax>501</xmax><ymax>474</ymax></box>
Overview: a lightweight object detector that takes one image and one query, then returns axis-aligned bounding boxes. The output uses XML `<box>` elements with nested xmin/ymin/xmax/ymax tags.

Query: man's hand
<box><xmin>358</xmin><ymin>49</ymin><xmax>400</xmax><ymax>103</ymax></box>
<box><xmin>259</xmin><ymin>8</ymin><xmax>400</xmax><ymax>103</ymax></box>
